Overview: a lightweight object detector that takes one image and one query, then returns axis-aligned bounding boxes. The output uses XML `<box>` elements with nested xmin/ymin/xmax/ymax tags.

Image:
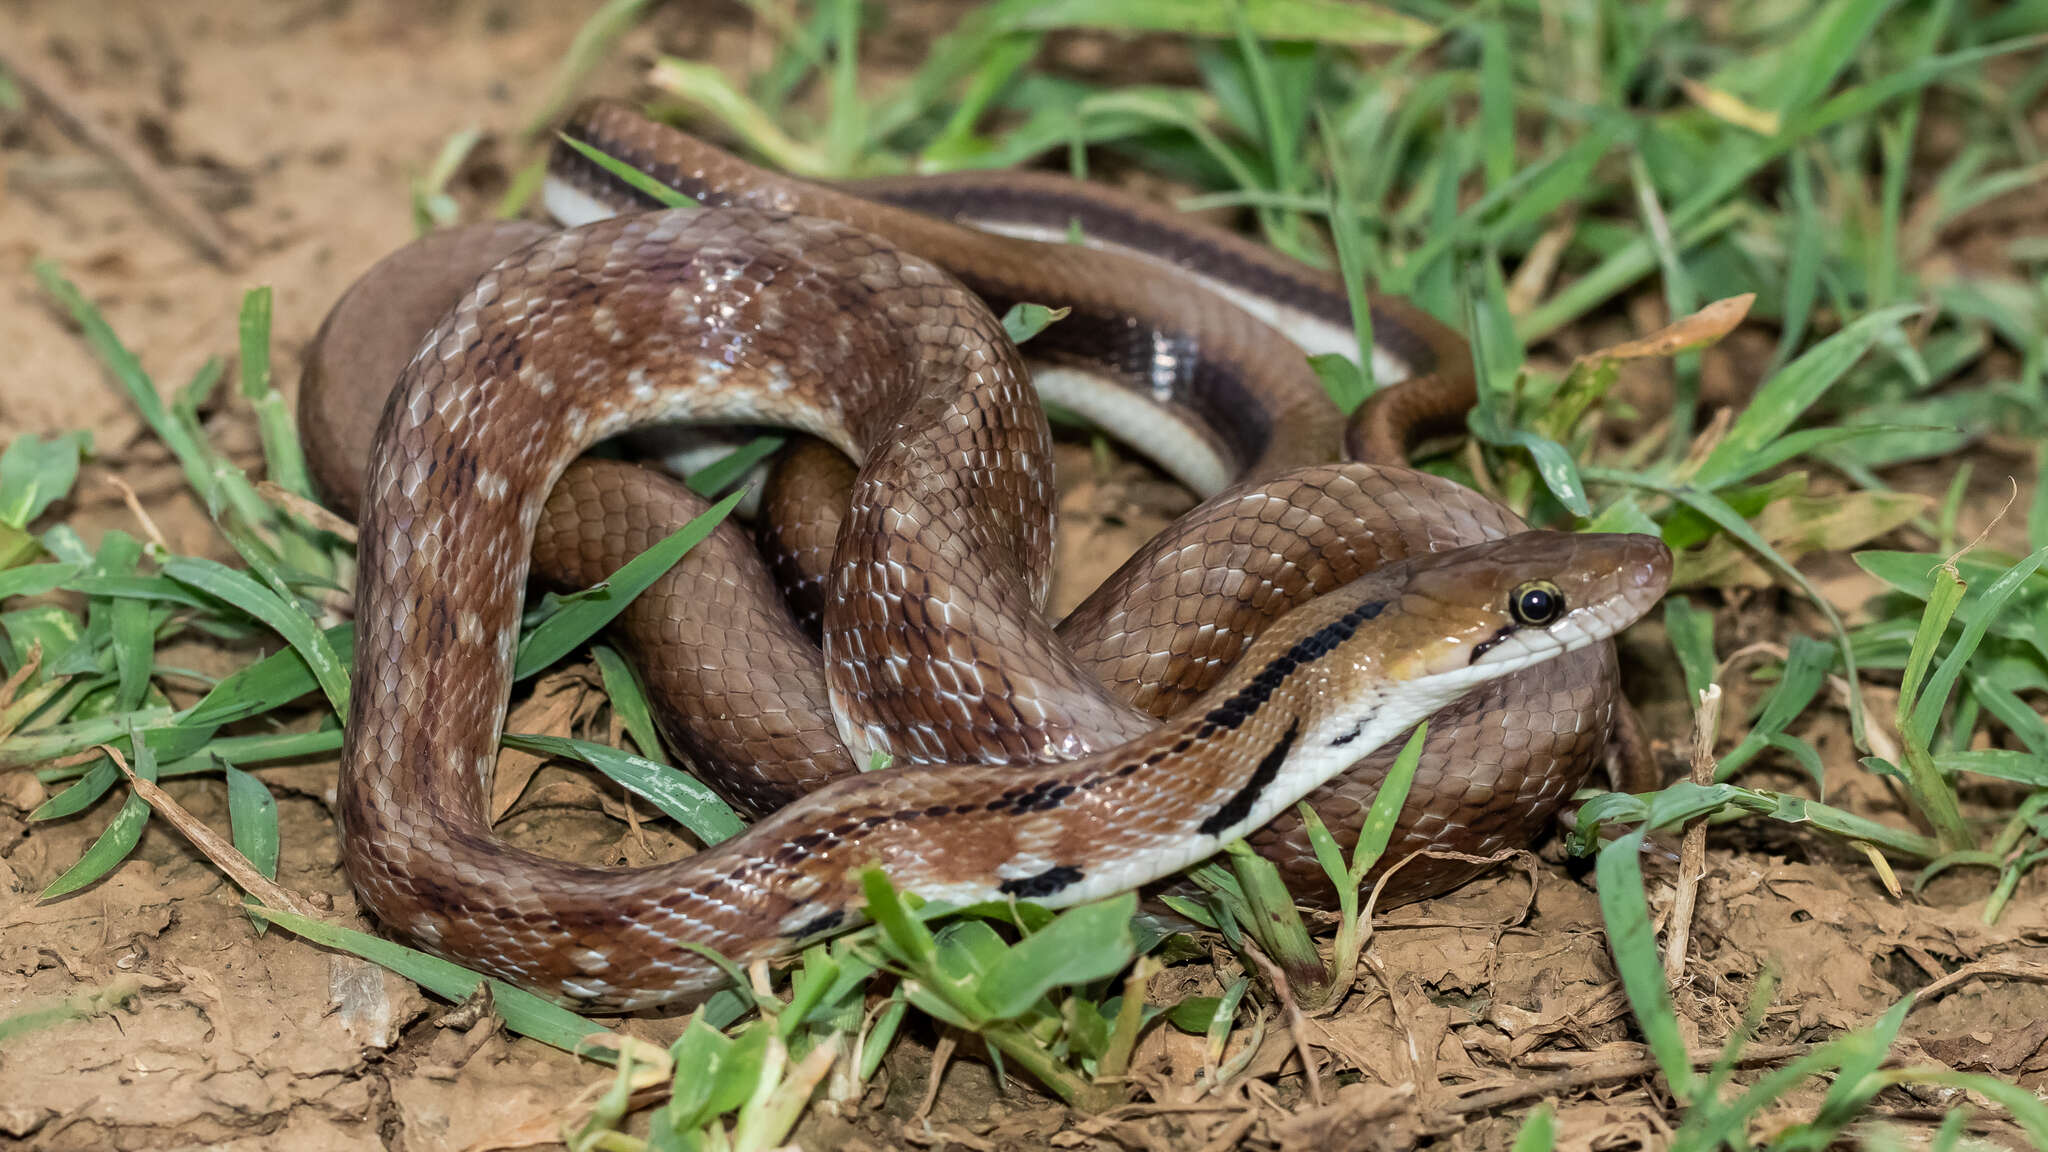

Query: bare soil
<box><xmin>3</xmin><ymin>3</ymin><xmax>2045</xmax><ymax>1150</ymax></box>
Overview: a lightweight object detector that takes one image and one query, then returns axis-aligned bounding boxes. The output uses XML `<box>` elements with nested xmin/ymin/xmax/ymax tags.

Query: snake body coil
<box><xmin>304</xmin><ymin>106</ymin><xmax>1671</xmax><ymax>1009</ymax></box>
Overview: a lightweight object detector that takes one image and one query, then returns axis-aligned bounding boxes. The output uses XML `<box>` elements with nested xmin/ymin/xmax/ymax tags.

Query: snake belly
<box><xmin>305</xmin><ymin>111</ymin><xmax>1658</xmax><ymax>1007</ymax></box>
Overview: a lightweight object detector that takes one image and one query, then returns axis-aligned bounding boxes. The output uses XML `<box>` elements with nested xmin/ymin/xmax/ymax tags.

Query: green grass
<box><xmin>6</xmin><ymin>1</ymin><xmax>2048</xmax><ymax>1147</ymax></box>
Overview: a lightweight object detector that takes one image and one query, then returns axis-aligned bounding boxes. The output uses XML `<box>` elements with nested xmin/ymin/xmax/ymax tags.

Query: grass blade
<box><xmin>225</xmin><ymin>763</ymin><xmax>280</xmax><ymax>881</ymax></box>
<box><xmin>0</xmin><ymin>432</ymin><xmax>90</xmax><ymax>530</ymax></box>
<box><xmin>685</xmin><ymin>435</ymin><xmax>786</xmax><ymax>499</ymax></box>
<box><xmin>41</xmin><ymin>729</ymin><xmax>157</xmax><ymax>900</ymax></box>
<box><xmin>513</xmin><ymin>488</ymin><xmax>743</xmax><ymax>680</ymax></box>
<box><xmin>1691</xmin><ymin>305</ymin><xmax>1920</xmax><ymax>490</ymax></box>
<box><xmin>237</xmin><ymin>287</ymin><xmax>312</xmax><ymax>501</ymax></box>
<box><xmin>1663</xmin><ymin>597</ymin><xmax>1718</xmax><ymax>705</ymax></box>
<box><xmin>162</xmin><ymin>557</ymin><xmax>350</xmax><ymax>715</ymax></box>
<box><xmin>182</xmin><ymin>624</ymin><xmax>355</xmax><ymax>728</ymax></box>
<box><xmin>1908</xmin><ymin>544</ymin><xmax>2048</xmax><ymax>742</ymax></box>
<box><xmin>1596</xmin><ymin>829</ymin><xmax>1697</xmax><ymax>1099</ymax></box>
<box><xmin>250</xmin><ymin>906</ymin><xmax>615</xmax><ymax>1058</ymax></box>
<box><xmin>590</xmin><ymin>645</ymin><xmax>669</xmax><ymax>764</ymax></box>
<box><xmin>501</xmin><ymin>732</ymin><xmax>745</xmax><ymax>845</ymax></box>
<box><xmin>977</xmin><ymin>894</ymin><xmax>1137</xmax><ymax>1019</ymax></box>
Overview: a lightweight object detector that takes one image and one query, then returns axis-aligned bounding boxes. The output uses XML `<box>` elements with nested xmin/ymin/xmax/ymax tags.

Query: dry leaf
<box><xmin>1579</xmin><ymin>294</ymin><xmax>1757</xmax><ymax>365</ymax></box>
<box><xmin>491</xmin><ymin>669</ymin><xmax>600</xmax><ymax>820</ymax></box>
<box><xmin>1678</xmin><ymin>77</ymin><xmax>1781</xmax><ymax>135</ymax></box>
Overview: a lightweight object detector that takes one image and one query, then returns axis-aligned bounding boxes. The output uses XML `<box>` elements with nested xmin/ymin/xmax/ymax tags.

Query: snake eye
<box><xmin>1510</xmin><ymin>580</ymin><xmax>1565</xmax><ymax>627</ymax></box>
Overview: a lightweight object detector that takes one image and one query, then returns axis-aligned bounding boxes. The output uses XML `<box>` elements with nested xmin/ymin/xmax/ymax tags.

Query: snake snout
<box><xmin>1613</xmin><ymin>533</ymin><xmax>1676</xmax><ymax>608</ymax></box>
<box><xmin>1548</xmin><ymin>532</ymin><xmax>1674</xmax><ymax>634</ymax></box>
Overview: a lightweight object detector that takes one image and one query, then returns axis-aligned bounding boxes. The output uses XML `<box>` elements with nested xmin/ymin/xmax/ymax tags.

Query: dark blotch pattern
<box><xmin>1198</xmin><ymin>599</ymin><xmax>1385</xmax><ymax>736</ymax></box>
<box><xmin>1467</xmin><ymin>623</ymin><xmax>1518</xmax><ymax>665</ymax></box>
<box><xmin>984</xmin><ymin>779</ymin><xmax>1080</xmax><ymax>815</ymax></box>
<box><xmin>998</xmin><ymin>865</ymin><xmax>1085</xmax><ymax>899</ymax></box>
<box><xmin>1199</xmin><ymin>717</ymin><xmax>1300</xmax><ymax>837</ymax></box>
<box><xmin>789</xmin><ymin>908</ymin><xmax>846</xmax><ymax>939</ymax></box>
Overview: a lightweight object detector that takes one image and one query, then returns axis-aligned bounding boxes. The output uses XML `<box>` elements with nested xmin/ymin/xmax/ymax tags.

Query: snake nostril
<box><xmin>1625</xmin><ymin>537</ymin><xmax>1675</xmax><ymax>592</ymax></box>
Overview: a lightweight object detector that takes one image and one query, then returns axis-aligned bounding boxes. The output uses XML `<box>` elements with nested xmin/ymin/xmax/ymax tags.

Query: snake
<box><xmin>300</xmin><ymin>101</ymin><xmax>1672</xmax><ymax>1010</ymax></box>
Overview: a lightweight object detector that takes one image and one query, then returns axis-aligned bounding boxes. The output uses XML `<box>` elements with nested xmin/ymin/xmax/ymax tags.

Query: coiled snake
<box><xmin>301</xmin><ymin>102</ymin><xmax>1671</xmax><ymax>1010</ymax></box>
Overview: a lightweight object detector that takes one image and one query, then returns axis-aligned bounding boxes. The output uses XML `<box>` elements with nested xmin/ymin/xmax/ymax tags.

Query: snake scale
<box><xmin>300</xmin><ymin>101</ymin><xmax>1671</xmax><ymax>1009</ymax></box>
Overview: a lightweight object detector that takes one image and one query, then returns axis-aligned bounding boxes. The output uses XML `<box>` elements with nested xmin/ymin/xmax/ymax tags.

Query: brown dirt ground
<box><xmin>3</xmin><ymin>3</ymin><xmax>2046</xmax><ymax>1150</ymax></box>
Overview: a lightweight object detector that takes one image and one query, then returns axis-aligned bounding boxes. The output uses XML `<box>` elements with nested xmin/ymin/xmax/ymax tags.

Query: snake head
<box><xmin>1382</xmin><ymin>530</ymin><xmax>1673</xmax><ymax>686</ymax></box>
<box><xmin>1206</xmin><ymin>529</ymin><xmax>1670</xmax><ymax>764</ymax></box>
